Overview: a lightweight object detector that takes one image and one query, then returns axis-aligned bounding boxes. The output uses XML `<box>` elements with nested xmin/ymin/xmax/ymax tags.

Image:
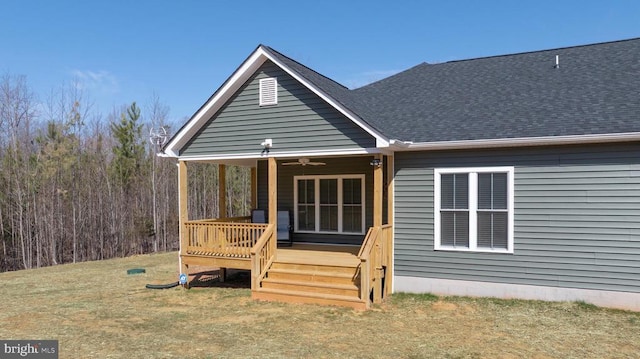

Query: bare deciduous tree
<box><xmin>0</xmin><ymin>74</ymin><xmax>251</xmax><ymax>273</ymax></box>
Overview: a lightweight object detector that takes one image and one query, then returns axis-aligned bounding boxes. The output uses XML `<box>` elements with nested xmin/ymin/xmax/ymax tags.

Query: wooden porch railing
<box><xmin>358</xmin><ymin>224</ymin><xmax>392</xmax><ymax>307</ymax></box>
<box><xmin>183</xmin><ymin>217</ymin><xmax>267</xmax><ymax>258</ymax></box>
<box><xmin>188</xmin><ymin>216</ymin><xmax>251</xmax><ymax>224</ymax></box>
<box><xmin>250</xmin><ymin>223</ymin><xmax>276</xmax><ymax>291</ymax></box>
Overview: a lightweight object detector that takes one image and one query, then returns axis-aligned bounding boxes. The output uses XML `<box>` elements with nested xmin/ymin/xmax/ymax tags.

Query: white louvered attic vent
<box><xmin>259</xmin><ymin>77</ymin><xmax>278</xmax><ymax>106</ymax></box>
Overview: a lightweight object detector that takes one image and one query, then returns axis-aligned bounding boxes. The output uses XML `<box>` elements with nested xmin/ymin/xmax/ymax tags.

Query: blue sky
<box><xmin>1</xmin><ymin>0</ymin><xmax>639</xmax><ymax>127</ymax></box>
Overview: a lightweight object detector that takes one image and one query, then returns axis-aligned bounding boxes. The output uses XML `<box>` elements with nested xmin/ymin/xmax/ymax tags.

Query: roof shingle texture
<box><xmin>267</xmin><ymin>39</ymin><xmax>640</xmax><ymax>143</ymax></box>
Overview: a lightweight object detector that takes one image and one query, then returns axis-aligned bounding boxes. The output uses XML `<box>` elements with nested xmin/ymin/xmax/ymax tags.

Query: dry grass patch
<box><xmin>1</xmin><ymin>252</ymin><xmax>639</xmax><ymax>358</ymax></box>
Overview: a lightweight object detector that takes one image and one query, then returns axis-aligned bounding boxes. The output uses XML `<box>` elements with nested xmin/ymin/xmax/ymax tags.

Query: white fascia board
<box><xmin>164</xmin><ymin>46</ymin><xmax>391</xmax><ymax>158</ymax></box>
<box><xmin>261</xmin><ymin>49</ymin><xmax>390</xmax><ymax>148</ymax></box>
<box><xmin>376</xmin><ymin>137</ymin><xmax>390</xmax><ymax>147</ymax></box>
<box><xmin>176</xmin><ymin>147</ymin><xmax>382</xmax><ymax>163</ymax></box>
<box><xmin>391</xmin><ymin>132</ymin><xmax>640</xmax><ymax>151</ymax></box>
<box><xmin>163</xmin><ymin>49</ymin><xmax>270</xmax><ymax>157</ymax></box>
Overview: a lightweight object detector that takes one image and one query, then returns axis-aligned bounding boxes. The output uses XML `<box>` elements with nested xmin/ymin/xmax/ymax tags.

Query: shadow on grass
<box><xmin>189</xmin><ymin>269</ymin><xmax>251</xmax><ymax>289</ymax></box>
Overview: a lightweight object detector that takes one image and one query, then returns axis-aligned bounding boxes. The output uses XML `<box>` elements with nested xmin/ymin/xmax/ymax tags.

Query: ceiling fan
<box><xmin>281</xmin><ymin>158</ymin><xmax>326</xmax><ymax>166</ymax></box>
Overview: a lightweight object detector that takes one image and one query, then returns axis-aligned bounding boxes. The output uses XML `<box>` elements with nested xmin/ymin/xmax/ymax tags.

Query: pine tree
<box><xmin>110</xmin><ymin>102</ymin><xmax>144</xmax><ymax>191</ymax></box>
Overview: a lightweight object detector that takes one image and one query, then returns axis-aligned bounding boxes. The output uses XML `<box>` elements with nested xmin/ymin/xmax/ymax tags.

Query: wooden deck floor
<box><xmin>276</xmin><ymin>243</ymin><xmax>360</xmax><ymax>266</ymax></box>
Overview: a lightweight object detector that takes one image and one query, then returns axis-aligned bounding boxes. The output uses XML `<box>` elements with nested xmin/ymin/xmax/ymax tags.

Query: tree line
<box><xmin>0</xmin><ymin>74</ymin><xmax>251</xmax><ymax>272</ymax></box>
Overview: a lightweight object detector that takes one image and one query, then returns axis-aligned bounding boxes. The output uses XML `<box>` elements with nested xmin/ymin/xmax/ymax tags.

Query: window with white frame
<box><xmin>294</xmin><ymin>175</ymin><xmax>365</xmax><ymax>234</ymax></box>
<box><xmin>434</xmin><ymin>167</ymin><xmax>514</xmax><ymax>253</ymax></box>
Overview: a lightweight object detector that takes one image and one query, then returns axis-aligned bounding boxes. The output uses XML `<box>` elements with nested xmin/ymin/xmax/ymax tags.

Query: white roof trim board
<box><xmin>163</xmin><ymin>46</ymin><xmax>389</xmax><ymax>158</ymax></box>
<box><xmin>391</xmin><ymin>132</ymin><xmax>640</xmax><ymax>151</ymax></box>
<box><xmin>167</xmin><ymin>147</ymin><xmax>383</xmax><ymax>163</ymax></box>
<box><xmin>165</xmin><ymin>40</ymin><xmax>640</xmax><ymax>160</ymax></box>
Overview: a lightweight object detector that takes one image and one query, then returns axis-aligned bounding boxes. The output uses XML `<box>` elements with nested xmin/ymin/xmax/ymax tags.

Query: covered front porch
<box><xmin>178</xmin><ymin>154</ymin><xmax>394</xmax><ymax>309</ymax></box>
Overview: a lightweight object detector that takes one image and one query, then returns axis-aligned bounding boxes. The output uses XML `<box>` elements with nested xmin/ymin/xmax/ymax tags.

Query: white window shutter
<box><xmin>259</xmin><ymin>77</ymin><xmax>278</xmax><ymax>106</ymax></box>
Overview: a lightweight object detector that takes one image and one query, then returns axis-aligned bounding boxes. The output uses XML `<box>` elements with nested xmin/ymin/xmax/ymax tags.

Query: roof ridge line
<box><xmin>261</xmin><ymin>45</ymin><xmax>350</xmax><ymax>91</ymax></box>
<box><xmin>444</xmin><ymin>36</ymin><xmax>640</xmax><ymax>64</ymax></box>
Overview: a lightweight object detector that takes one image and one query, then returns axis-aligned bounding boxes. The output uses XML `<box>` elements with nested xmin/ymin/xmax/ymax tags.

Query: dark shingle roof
<box><xmin>269</xmin><ymin>38</ymin><xmax>640</xmax><ymax>143</ymax></box>
<box><xmin>263</xmin><ymin>46</ymin><xmax>380</xmax><ymax>132</ymax></box>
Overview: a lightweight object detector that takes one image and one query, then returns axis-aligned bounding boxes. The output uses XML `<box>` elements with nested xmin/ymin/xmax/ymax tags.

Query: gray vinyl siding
<box><xmin>394</xmin><ymin>142</ymin><xmax>640</xmax><ymax>293</ymax></box>
<box><xmin>257</xmin><ymin>156</ymin><xmax>376</xmax><ymax>245</ymax></box>
<box><xmin>180</xmin><ymin>61</ymin><xmax>376</xmax><ymax>156</ymax></box>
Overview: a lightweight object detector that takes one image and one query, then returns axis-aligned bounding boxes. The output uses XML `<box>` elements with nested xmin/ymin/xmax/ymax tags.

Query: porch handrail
<box><xmin>184</xmin><ymin>221</ymin><xmax>267</xmax><ymax>258</ymax></box>
<box><xmin>250</xmin><ymin>223</ymin><xmax>276</xmax><ymax>291</ymax></box>
<box><xmin>358</xmin><ymin>224</ymin><xmax>393</xmax><ymax>307</ymax></box>
<box><xmin>188</xmin><ymin>216</ymin><xmax>251</xmax><ymax>223</ymax></box>
<box><xmin>358</xmin><ymin>226</ymin><xmax>378</xmax><ymax>258</ymax></box>
<box><xmin>358</xmin><ymin>227</ymin><xmax>378</xmax><ymax>306</ymax></box>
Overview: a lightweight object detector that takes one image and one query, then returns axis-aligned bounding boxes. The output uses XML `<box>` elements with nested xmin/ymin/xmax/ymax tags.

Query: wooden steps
<box><xmin>253</xmin><ymin>245</ymin><xmax>367</xmax><ymax>310</ymax></box>
<box><xmin>252</xmin><ymin>288</ymin><xmax>367</xmax><ymax>310</ymax></box>
<box><xmin>267</xmin><ymin>268</ymin><xmax>355</xmax><ymax>285</ymax></box>
<box><xmin>261</xmin><ymin>277</ymin><xmax>360</xmax><ymax>297</ymax></box>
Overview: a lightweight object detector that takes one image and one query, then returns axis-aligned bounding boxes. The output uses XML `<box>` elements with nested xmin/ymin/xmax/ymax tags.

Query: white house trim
<box><xmin>163</xmin><ymin>147</ymin><xmax>384</xmax><ymax>163</ymax></box>
<box><xmin>293</xmin><ymin>174</ymin><xmax>366</xmax><ymax>235</ymax></box>
<box><xmin>163</xmin><ymin>45</ymin><xmax>389</xmax><ymax>158</ymax></box>
<box><xmin>262</xmin><ymin>46</ymin><xmax>390</xmax><ymax>149</ymax></box>
<box><xmin>433</xmin><ymin>166</ymin><xmax>515</xmax><ymax>254</ymax></box>
<box><xmin>163</xmin><ymin>48</ymin><xmax>267</xmax><ymax>158</ymax></box>
<box><xmin>391</xmin><ymin>132</ymin><xmax>640</xmax><ymax>152</ymax></box>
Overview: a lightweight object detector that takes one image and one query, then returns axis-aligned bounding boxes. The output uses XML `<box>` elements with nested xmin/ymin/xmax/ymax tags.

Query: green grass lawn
<box><xmin>1</xmin><ymin>252</ymin><xmax>638</xmax><ymax>358</ymax></box>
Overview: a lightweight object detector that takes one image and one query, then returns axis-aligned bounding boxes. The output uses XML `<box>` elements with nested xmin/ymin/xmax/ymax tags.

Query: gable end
<box><xmin>179</xmin><ymin>61</ymin><xmax>377</xmax><ymax>158</ymax></box>
<box><xmin>163</xmin><ymin>45</ymin><xmax>389</xmax><ymax>159</ymax></box>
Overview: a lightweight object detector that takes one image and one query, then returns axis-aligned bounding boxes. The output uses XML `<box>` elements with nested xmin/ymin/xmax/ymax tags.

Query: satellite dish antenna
<box><xmin>149</xmin><ymin>126</ymin><xmax>168</xmax><ymax>150</ymax></box>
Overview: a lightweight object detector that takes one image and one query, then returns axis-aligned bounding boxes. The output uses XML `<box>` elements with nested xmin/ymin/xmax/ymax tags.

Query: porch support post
<box><xmin>372</xmin><ymin>154</ymin><xmax>384</xmax><ymax>303</ymax></box>
<box><xmin>268</xmin><ymin>157</ymin><xmax>278</xmax><ymax>246</ymax></box>
<box><xmin>218</xmin><ymin>164</ymin><xmax>227</xmax><ymax>282</ymax></box>
<box><xmin>251</xmin><ymin>166</ymin><xmax>258</xmax><ymax>210</ymax></box>
<box><xmin>178</xmin><ymin>160</ymin><xmax>189</xmax><ymax>284</ymax></box>
<box><xmin>386</xmin><ymin>155</ymin><xmax>394</xmax><ymax>225</ymax></box>
<box><xmin>219</xmin><ymin>164</ymin><xmax>227</xmax><ymax>219</ymax></box>
<box><xmin>385</xmin><ymin>154</ymin><xmax>394</xmax><ymax>296</ymax></box>
<box><xmin>373</xmin><ymin>154</ymin><xmax>383</xmax><ymax>228</ymax></box>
